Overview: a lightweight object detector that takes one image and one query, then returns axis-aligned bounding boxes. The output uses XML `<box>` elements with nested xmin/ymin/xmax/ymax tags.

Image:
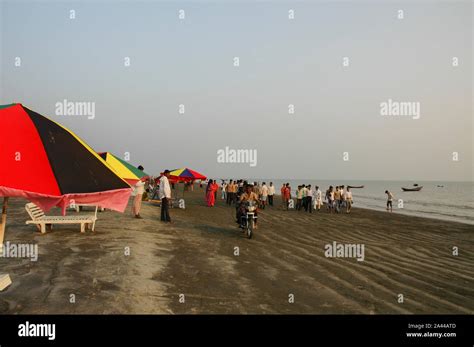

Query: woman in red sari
<box><xmin>206</xmin><ymin>179</ymin><xmax>218</xmax><ymax>207</ymax></box>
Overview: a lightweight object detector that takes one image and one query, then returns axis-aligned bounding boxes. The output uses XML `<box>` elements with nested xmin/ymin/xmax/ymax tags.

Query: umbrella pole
<box><xmin>0</xmin><ymin>197</ymin><xmax>9</xmax><ymax>245</ymax></box>
<box><xmin>0</xmin><ymin>197</ymin><xmax>12</xmax><ymax>291</ymax></box>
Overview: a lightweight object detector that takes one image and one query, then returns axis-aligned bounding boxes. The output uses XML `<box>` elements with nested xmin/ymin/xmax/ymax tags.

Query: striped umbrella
<box><xmin>98</xmin><ymin>152</ymin><xmax>149</xmax><ymax>185</ymax></box>
<box><xmin>167</xmin><ymin>168</ymin><xmax>207</xmax><ymax>183</ymax></box>
<box><xmin>0</xmin><ymin>103</ymin><xmax>132</xmax><ymax>243</ymax></box>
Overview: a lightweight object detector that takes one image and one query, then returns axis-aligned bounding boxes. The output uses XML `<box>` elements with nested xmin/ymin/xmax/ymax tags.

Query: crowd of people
<box><xmin>205</xmin><ymin>180</ymin><xmax>357</xmax><ymax>216</ymax></box>
<box><xmin>217</xmin><ymin>180</ymin><xmax>276</xmax><ymax>209</ymax></box>
<box><xmin>132</xmin><ymin>175</ymin><xmax>396</xmax><ymax>227</ymax></box>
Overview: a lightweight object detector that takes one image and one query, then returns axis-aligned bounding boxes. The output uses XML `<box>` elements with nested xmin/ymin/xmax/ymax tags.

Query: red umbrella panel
<box><xmin>0</xmin><ymin>104</ymin><xmax>132</xmax><ymax>213</ymax></box>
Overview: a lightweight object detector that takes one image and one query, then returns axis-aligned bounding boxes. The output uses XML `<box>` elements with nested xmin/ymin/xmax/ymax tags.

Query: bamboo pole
<box><xmin>0</xmin><ymin>197</ymin><xmax>11</xmax><ymax>291</ymax></box>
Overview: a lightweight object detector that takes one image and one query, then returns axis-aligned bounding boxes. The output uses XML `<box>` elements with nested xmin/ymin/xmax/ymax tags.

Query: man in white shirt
<box><xmin>313</xmin><ymin>186</ymin><xmax>322</xmax><ymax>211</ymax></box>
<box><xmin>159</xmin><ymin>170</ymin><xmax>172</xmax><ymax>222</ymax></box>
<box><xmin>268</xmin><ymin>182</ymin><xmax>275</xmax><ymax>206</ymax></box>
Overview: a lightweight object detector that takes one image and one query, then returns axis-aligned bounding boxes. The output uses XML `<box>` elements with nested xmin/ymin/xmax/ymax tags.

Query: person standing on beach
<box><xmin>284</xmin><ymin>183</ymin><xmax>291</xmax><ymax>210</ymax></box>
<box><xmin>221</xmin><ymin>180</ymin><xmax>227</xmax><ymax>200</ymax></box>
<box><xmin>226</xmin><ymin>180</ymin><xmax>233</xmax><ymax>205</ymax></box>
<box><xmin>313</xmin><ymin>186</ymin><xmax>322</xmax><ymax>211</ymax></box>
<box><xmin>131</xmin><ymin>165</ymin><xmax>146</xmax><ymax>219</ymax></box>
<box><xmin>159</xmin><ymin>170</ymin><xmax>172</xmax><ymax>222</ymax></box>
<box><xmin>345</xmin><ymin>187</ymin><xmax>353</xmax><ymax>213</ymax></box>
<box><xmin>334</xmin><ymin>186</ymin><xmax>341</xmax><ymax>213</ymax></box>
<box><xmin>268</xmin><ymin>182</ymin><xmax>275</xmax><ymax>206</ymax></box>
<box><xmin>385</xmin><ymin>190</ymin><xmax>394</xmax><ymax>212</ymax></box>
<box><xmin>306</xmin><ymin>185</ymin><xmax>313</xmax><ymax>213</ymax></box>
<box><xmin>206</xmin><ymin>179</ymin><xmax>218</xmax><ymax>207</ymax></box>
<box><xmin>296</xmin><ymin>186</ymin><xmax>303</xmax><ymax>211</ymax></box>
<box><xmin>340</xmin><ymin>185</ymin><xmax>346</xmax><ymax>210</ymax></box>
<box><xmin>260</xmin><ymin>182</ymin><xmax>268</xmax><ymax>209</ymax></box>
<box><xmin>205</xmin><ymin>179</ymin><xmax>212</xmax><ymax>205</ymax></box>
<box><xmin>326</xmin><ymin>186</ymin><xmax>334</xmax><ymax>213</ymax></box>
<box><xmin>231</xmin><ymin>180</ymin><xmax>238</xmax><ymax>205</ymax></box>
<box><xmin>302</xmin><ymin>185</ymin><xmax>309</xmax><ymax>211</ymax></box>
<box><xmin>280</xmin><ymin>183</ymin><xmax>286</xmax><ymax>209</ymax></box>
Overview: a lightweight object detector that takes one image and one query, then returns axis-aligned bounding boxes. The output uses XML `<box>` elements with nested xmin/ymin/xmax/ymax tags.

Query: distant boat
<box><xmin>437</xmin><ymin>185</ymin><xmax>444</xmax><ymax>188</ymax></box>
<box><xmin>347</xmin><ymin>185</ymin><xmax>364</xmax><ymax>189</ymax></box>
<box><xmin>402</xmin><ymin>186</ymin><xmax>423</xmax><ymax>192</ymax></box>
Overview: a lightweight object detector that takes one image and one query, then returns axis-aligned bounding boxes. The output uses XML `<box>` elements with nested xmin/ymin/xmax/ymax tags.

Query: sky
<box><xmin>0</xmin><ymin>0</ymin><xmax>472</xmax><ymax>181</ymax></box>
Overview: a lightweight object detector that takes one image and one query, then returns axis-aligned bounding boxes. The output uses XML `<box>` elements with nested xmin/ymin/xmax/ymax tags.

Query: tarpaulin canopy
<box><xmin>165</xmin><ymin>168</ymin><xmax>206</xmax><ymax>183</ymax></box>
<box><xmin>0</xmin><ymin>104</ymin><xmax>132</xmax><ymax>213</ymax></box>
<box><xmin>98</xmin><ymin>152</ymin><xmax>149</xmax><ymax>185</ymax></box>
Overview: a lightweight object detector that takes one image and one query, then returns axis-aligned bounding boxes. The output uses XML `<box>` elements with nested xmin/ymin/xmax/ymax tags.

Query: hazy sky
<box><xmin>1</xmin><ymin>0</ymin><xmax>472</xmax><ymax>181</ymax></box>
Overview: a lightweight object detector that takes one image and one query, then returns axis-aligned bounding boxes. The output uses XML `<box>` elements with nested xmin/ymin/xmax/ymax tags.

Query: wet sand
<box><xmin>0</xmin><ymin>189</ymin><xmax>473</xmax><ymax>314</ymax></box>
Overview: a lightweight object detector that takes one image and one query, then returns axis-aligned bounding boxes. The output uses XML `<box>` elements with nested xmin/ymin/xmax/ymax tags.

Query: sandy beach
<box><xmin>0</xmin><ymin>188</ymin><xmax>472</xmax><ymax>314</ymax></box>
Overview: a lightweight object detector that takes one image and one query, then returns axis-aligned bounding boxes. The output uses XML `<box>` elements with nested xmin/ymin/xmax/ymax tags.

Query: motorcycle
<box><xmin>240</xmin><ymin>201</ymin><xmax>257</xmax><ymax>239</ymax></box>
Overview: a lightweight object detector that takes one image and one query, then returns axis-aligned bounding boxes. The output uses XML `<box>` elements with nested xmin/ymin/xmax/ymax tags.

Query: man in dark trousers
<box><xmin>159</xmin><ymin>170</ymin><xmax>172</xmax><ymax>222</ymax></box>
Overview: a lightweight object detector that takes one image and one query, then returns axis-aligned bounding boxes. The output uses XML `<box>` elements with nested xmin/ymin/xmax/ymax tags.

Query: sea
<box><xmin>242</xmin><ymin>179</ymin><xmax>474</xmax><ymax>225</ymax></box>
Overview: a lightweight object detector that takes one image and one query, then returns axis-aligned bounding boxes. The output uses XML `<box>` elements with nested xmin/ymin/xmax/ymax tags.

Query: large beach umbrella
<box><xmin>98</xmin><ymin>152</ymin><xmax>149</xmax><ymax>185</ymax></box>
<box><xmin>167</xmin><ymin>168</ymin><xmax>207</xmax><ymax>183</ymax></box>
<box><xmin>0</xmin><ymin>103</ymin><xmax>132</xmax><ymax>243</ymax></box>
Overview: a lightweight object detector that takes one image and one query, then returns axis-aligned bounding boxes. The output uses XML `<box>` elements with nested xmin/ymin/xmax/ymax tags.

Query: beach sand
<box><xmin>0</xmin><ymin>189</ymin><xmax>472</xmax><ymax>314</ymax></box>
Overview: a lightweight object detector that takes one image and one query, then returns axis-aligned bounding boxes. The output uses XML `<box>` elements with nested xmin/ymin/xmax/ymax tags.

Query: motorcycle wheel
<box><xmin>247</xmin><ymin>220</ymin><xmax>253</xmax><ymax>239</ymax></box>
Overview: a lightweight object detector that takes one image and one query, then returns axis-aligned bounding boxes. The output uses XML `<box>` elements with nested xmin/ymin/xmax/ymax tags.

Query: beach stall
<box><xmin>167</xmin><ymin>168</ymin><xmax>206</xmax><ymax>185</ymax></box>
<box><xmin>151</xmin><ymin>168</ymin><xmax>206</xmax><ymax>203</ymax></box>
<box><xmin>98</xmin><ymin>152</ymin><xmax>149</xmax><ymax>185</ymax></box>
<box><xmin>0</xmin><ymin>103</ymin><xmax>133</xmax><ymax>288</ymax></box>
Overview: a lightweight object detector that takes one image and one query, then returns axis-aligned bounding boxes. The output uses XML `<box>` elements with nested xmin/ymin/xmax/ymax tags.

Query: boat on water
<box><xmin>347</xmin><ymin>185</ymin><xmax>365</xmax><ymax>189</ymax></box>
<box><xmin>401</xmin><ymin>186</ymin><xmax>423</xmax><ymax>192</ymax></box>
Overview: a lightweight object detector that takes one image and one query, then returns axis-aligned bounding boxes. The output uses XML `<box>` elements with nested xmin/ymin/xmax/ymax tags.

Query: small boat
<box><xmin>347</xmin><ymin>185</ymin><xmax>364</xmax><ymax>189</ymax></box>
<box><xmin>401</xmin><ymin>186</ymin><xmax>423</xmax><ymax>192</ymax></box>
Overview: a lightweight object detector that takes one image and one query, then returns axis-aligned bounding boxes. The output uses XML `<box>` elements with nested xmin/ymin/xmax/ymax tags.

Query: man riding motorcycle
<box><xmin>236</xmin><ymin>184</ymin><xmax>259</xmax><ymax>229</ymax></box>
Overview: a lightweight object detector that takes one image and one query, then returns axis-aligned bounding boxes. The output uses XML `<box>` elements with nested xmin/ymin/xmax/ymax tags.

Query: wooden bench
<box><xmin>25</xmin><ymin>203</ymin><xmax>98</xmax><ymax>234</ymax></box>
